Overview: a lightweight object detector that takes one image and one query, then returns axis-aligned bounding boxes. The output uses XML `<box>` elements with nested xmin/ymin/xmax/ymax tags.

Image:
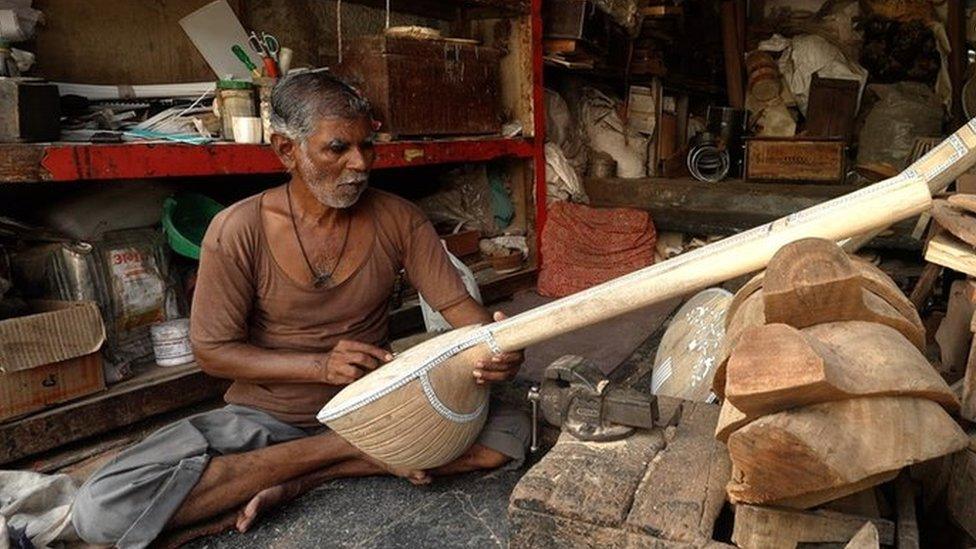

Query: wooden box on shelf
<box><xmin>745</xmin><ymin>137</ymin><xmax>847</xmax><ymax>183</ymax></box>
<box><xmin>336</xmin><ymin>35</ymin><xmax>502</xmax><ymax>137</ymax></box>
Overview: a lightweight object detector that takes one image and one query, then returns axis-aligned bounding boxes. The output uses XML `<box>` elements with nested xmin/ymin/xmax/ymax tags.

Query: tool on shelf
<box><xmin>248</xmin><ymin>30</ymin><xmax>280</xmax><ymax>77</ymax></box>
<box><xmin>231</xmin><ymin>44</ymin><xmax>261</xmax><ymax>79</ymax></box>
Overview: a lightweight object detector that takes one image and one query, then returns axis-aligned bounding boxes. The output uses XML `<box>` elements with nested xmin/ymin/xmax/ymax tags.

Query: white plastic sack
<box><xmin>545</xmin><ymin>143</ymin><xmax>589</xmax><ymax>205</ymax></box>
<box><xmin>545</xmin><ymin>89</ymin><xmax>588</xmax><ymax>179</ymax></box>
<box><xmin>581</xmin><ymin>88</ymin><xmax>648</xmax><ymax>178</ymax></box>
<box><xmin>759</xmin><ymin>33</ymin><xmax>868</xmax><ymax>115</ymax></box>
<box><xmin>419</xmin><ymin>244</ymin><xmax>482</xmax><ymax>333</ymax></box>
<box><xmin>0</xmin><ymin>470</ymin><xmax>78</xmax><ymax>549</ymax></box>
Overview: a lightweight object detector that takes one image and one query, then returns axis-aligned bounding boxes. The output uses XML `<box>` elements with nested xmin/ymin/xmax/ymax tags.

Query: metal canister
<box><xmin>150</xmin><ymin>318</ymin><xmax>194</xmax><ymax>367</ymax></box>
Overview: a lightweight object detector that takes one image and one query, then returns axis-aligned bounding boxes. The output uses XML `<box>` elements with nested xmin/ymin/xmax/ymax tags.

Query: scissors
<box><xmin>248</xmin><ymin>31</ymin><xmax>280</xmax><ymax>62</ymax></box>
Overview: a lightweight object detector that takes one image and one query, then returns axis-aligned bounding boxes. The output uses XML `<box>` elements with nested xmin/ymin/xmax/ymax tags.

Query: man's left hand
<box><xmin>473</xmin><ymin>311</ymin><xmax>524</xmax><ymax>384</ymax></box>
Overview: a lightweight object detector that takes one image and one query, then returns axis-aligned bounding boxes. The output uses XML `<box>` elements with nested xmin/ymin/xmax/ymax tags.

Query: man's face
<box><xmin>292</xmin><ymin>116</ymin><xmax>376</xmax><ymax>209</ymax></box>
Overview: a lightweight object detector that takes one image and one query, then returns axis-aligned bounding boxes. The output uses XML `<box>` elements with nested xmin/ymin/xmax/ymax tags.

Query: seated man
<box><xmin>72</xmin><ymin>71</ymin><xmax>530</xmax><ymax>548</ymax></box>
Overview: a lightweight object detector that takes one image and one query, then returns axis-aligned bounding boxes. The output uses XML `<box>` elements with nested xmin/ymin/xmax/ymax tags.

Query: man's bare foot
<box><xmin>236</xmin><ymin>481</ymin><xmax>299</xmax><ymax>532</ymax></box>
<box><xmin>362</xmin><ymin>453</ymin><xmax>431</xmax><ymax>485</ymax></box>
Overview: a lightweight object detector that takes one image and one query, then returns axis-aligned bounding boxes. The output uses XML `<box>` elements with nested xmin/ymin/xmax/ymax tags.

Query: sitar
<box><xmin>319</xmin><ymin>120</ymin><xmax>976</xmax><ymax>470</ymax></box>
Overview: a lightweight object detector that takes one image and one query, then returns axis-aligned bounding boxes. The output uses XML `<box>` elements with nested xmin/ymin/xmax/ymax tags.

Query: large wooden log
<box><xmin>726</xmin><ymin>397</ymin><xmax>968</xmax><ymax>508</ymax></box>
<box><xmin>725</xmin><ymin>322</ymin><xmax>958</xmax><ymax>417</ymax></box>
<box><xmin>321</xmin><ymin>122</ymin><xmax>976</xmax><ymax>470</ymax></box>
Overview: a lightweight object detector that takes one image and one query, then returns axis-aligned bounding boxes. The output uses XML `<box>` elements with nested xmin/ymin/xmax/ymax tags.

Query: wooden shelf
<box><xmin>0</xmin><ymin>137</ymin><xmax>536</xmax><ymax>183</ymax></box>
<box><xmin>0</xmin><ymin>361</ymin><xmax>228</xmax><ymax>464</ymax></box>
<box><xmin>341</xmin><ymin>0</ymin><xmax>530</xmax><ymax>19</ymax></box>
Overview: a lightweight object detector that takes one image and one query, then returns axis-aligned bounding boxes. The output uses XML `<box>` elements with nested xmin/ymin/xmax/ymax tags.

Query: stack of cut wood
<box><xmin>923</xmin><ymin>194</ymin><xmax>976</xmax><ymax>418</ymax></box>
<box><xmin>713</xmin><ymin>237</ymin><xmax>967</xmax><ymax>510</ymax></box>
<box><xmin>924</xmin><ymin>195</ymin><xmax>976</xmax><ymax>278</ymax></box>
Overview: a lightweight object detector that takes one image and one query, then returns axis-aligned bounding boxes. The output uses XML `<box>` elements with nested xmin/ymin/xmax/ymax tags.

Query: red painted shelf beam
<box><xmin>1</xmin><ymin>137</ymin><xmax>535</xmax><ymax>183</ymax></box>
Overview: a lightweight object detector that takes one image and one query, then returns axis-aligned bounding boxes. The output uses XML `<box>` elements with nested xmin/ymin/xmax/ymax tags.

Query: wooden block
<box><xmin>909</xmin><ymin>262</ymin><xmax>942</xmax><ymax>310</ymax></box>
<box><xmin>715</xmin><ymin>399</ymin><xmax>750</xmax><ymax>443</ymax></box>
<box><xmin>932</xmin><ymin>199</ymin><xmax>976</xmax><ymax>247</ymax></box>
<box><xmin>822</xmin><ymin>488</ymin><xmax>881</xmax><ymax>518</ymax></box>
<box><xmin>949</xmin><ymin>193</ymin><xmax>976</xmax><ymax>215</ymax></box>
<box><xmin>626</xmin><ymin>403</ymin><xmax>731</xmax><ymax>544</ymax></box>
<box><xmin>962</xmin><ymin>336</ymin><xmax>976</xmax><ymax>421</ymax></box>
<box><xmin>726</xmin><ymin>259</ymin><xmax>921</xmax><ymax>338</ymax></box>
<box><xmin>844</xmin><ymin>522</ymin><xmax>880</xmax><ymax>549</ymax></box>
<box><xmin>509</xmin><ymin>430</ymin><xmax>666</xmax><ymax>526</ymax></box>
<box><xmin>731</xmin><ymin>505</ymin><xmax>895</xmax><ymax>548</ymax></box>
<box><xmin>726</xmin><ymin>397</ymin><xmax>968</xmax><ymax>508</ymax></box>
<box><xmin>762</xmin><ymin>239</ymin><xmax>925</xmax><ymax>350</ymax></box>
<box><xmin>956</xmin><ymin>176</ymin><xmax>976</xmax><ymax>195</ymax></box>
<box><xmin>725</xmin><ymin>322</ymin><xmax>958</xmax><ymax>417</ymax></box>
<box><xmin>949</xmin><ymin>444</ymin><xmax>976</xmax><ymax>540</ymax></box>
<box><xmin>935</xmin><ymin>279</ymin><xmax>976</xmax><ymax>378</ymax></box>
<box><xmin>925</xmin><ymin>232</ymin><xmax>976</xmax><ymax>278</ymax></box>
<box><xmin>713</xmin><ymin>290</ymin><xmax>765</xmax><ymax>398</ymax></box>
<box><xmin>745</xmin><ymin>138</ymin><xmax>846</xmax><ymax>183</ymax></box>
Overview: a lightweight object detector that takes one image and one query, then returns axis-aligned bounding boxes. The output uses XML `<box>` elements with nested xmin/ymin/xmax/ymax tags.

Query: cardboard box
<box><xmin>0</xmin><ymin>301</ymin><xmax>106</xmax><ymax>422</ymax></box>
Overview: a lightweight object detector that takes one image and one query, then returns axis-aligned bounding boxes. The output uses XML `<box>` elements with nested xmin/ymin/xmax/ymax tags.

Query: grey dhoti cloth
<box><xmin>71</xmin><ymin>402</ymin><xmax>530</xmax><ymax>548</ymax></box>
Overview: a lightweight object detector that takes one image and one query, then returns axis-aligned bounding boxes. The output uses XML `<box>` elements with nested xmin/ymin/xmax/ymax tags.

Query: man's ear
<box><xmin>271</xmin><ymin>133</ymin><xmax>298</xmax><ymax>171</ymax></box>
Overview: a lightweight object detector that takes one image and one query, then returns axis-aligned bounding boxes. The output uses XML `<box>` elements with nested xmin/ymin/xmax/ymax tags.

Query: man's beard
<box><xmin>296</xmin><ymin>152</ymin><xmax>368</xmax><ymax>209</ymax></box>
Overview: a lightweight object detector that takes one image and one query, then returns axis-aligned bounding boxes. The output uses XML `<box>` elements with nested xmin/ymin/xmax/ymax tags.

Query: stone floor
<box><xmin>185</xmin><ymin>469</ymin><xmax>527</xmax><ymax>549</ymax></box>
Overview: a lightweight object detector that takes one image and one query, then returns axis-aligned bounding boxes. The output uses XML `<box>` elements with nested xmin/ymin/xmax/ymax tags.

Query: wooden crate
<box><xmin>745</xmin><ymin>138</ymin><xmax>847</xmax><ymax>183</ymax></box>
<box><xmin>336</xmin><ymin>36</ymin><xmax>502</xmax><ymax>137</ymax></box>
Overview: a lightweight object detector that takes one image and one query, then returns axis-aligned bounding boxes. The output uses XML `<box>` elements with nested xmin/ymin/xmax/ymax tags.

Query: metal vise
<box><xmin>528</xmin><ymin>355</ymin><xmax>678</xmax><ymax>450</ymax></box>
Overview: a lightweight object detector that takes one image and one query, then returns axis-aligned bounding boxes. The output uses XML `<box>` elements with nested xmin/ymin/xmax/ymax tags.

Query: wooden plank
<box><xmin>948</xmin><ymin>444</ymin><xmax>976</xmax><ymax>539</ymax></box>
<box><xmin>626</xmin><ymin>403</ymin><xmax>731</xmax><ymax>544</ymax></box>
<box><xmin>582</xmin><ymin>177</ymin><xmax>921</xmax><ymax>250</ymax></box>
<box><xmin>715</xmin><ymin>399</ymin><xmax>750</xmax><ymax>442</ymax></box>
<box><xmin>732</xmin><ymin>505</ymin><xmax>895</xmax><ymax>548</ymax></box>
<box><xmin>0</xmin><ymin>363</ymin><xmax>228</xmax><ymax>464</ymax></box>
<box><xmin>962</xmin><ymin>335</ymin><xmax>976</xmax><ymax>421</ymax></box>
<box><xmin>726</xmin><ymin>397</ymin><xmax>969</xmax><ymax>508</ymax></box>
<box><xmin>925</xmin><ymin>232</ymin><xmax>976</xmax><ymax>278</ymax></box>
<box><xmin>509</xmin><ymin>430</ymin><xmax>666</xmax><ymax>526</ymax></box>
<box><xmin>844</xmin><ymin>522</ymin><xmax>881</xmax><ymax>549</ymax></box>
<box><xmin>909</xmin><ymin>263</ymin><xmax>942</xmax><ymax>310</ymax></box>
<box><xmin>948</xmin><ymin>193</ymin><xmax>976</xmax><ymax>215</ymax></box>
<box><xmin>935</xmin><ymin>279</ymin><xmax>976</xmax><ymax>378</ymax></box>
<box><xmin>895</xmin><ymin>472</ymin><xmax>920</xmax><ymax>549</ymax></box>
<box><xmin>932</xmin><ymin>200</ymin><xmax>976</xmax><ymax>247</ymax></box>
<box><xmin>823</xmin><ymin>489</ymin><xmax>881</xmax><ymax>519</ymax></box>
<box><xmin>725</xmin><ymin>322</ymin><xmax>957</xmax><ymax>417</ymax></box>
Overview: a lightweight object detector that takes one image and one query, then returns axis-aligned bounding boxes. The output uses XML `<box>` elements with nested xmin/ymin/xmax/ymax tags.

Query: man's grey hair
<box><xmin>269</xmin><ymin>70</ymin><xmax>372</xmax><ymax>142</ymax></box>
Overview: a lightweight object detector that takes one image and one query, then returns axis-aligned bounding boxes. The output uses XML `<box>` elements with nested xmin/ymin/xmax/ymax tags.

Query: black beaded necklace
<box><xmin>285</xmin><ymin>183</ymin><xmax>351</xmax><ymax>288</ymax></box>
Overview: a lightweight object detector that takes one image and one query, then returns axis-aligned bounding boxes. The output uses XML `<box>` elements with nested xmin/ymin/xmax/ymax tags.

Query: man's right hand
<box><xmin>316</xmin><ymin>340</ymin><xmax>393</xmax><ymax>385</ymax></box>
